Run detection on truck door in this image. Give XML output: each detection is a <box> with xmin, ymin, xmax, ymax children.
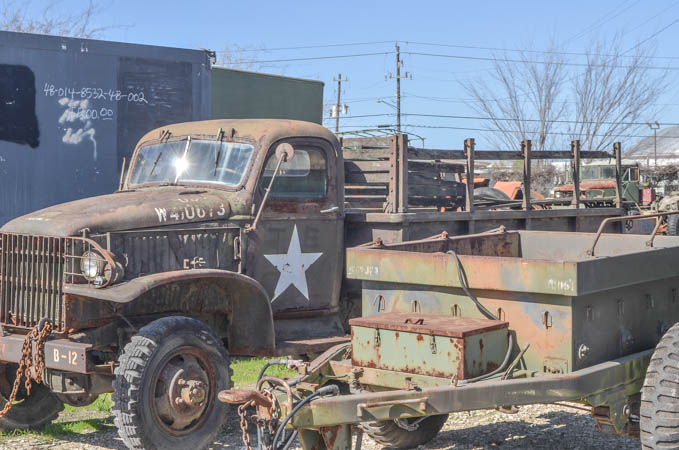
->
<box><xmin>246</xmin><ymin>137</ymin><xmax>344</xmax><ymax>317</ymax></box>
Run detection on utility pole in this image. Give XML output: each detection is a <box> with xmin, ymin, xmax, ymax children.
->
<box><xmin>648</xmin><ymin>121</ymin><xmax>660</xmax><ymax>167</ymax></box>
<box><xmin>332</xmin><ymin>74</ymin><xmax>348</xmax><ymax>133</ymax></box>
<box><xmin>386</xmin><ymin>42</ymin><xmax>411</xmax><ymax>135</ymax></box>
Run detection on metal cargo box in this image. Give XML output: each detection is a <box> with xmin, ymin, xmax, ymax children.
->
<box><xmin>349</xmin><ymin>312</ymin><xmax>509</xmax><ymax>380</ymax></box>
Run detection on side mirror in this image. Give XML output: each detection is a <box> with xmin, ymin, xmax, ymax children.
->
<box><xmin>245</xmin><ymin>143</ymin><xmax>295</xmax><ymax>233</ymax></box>
<box><xmin>275</xmin><ymin>143</ymin><xmax>295</xmax><ymax>162</ymax></box>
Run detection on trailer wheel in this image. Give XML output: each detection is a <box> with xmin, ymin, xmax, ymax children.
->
<box><xmin>0</xmin><ymin>364</ymin><xmax>63</xmax><ymax>430</ymax></box>
<box><xmin>667</xmin><ymin>214</ymin><xmax>679</xmax><ymax>236</ymax></box>
<box><xmin>112</xmin><ymin>316</ymin><xmax>232</xmax><ymax>450</ymax></box>
<box><xmin>361</xmin><ymin>414</ymin><xmax>448</xmax><ymax>449</ymax></box>
<box><xmin>641</xmin><ymin>321</ymin><xmax>679</xmax><ymax>449</ymax></box>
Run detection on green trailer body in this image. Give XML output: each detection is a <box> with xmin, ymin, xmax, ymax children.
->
<box><xmin>219</xmin><ymin>225</ymin><xmax>679</xmax><ymax>450</ymax></box>
<box><xmin>210</xmin><ymin>67</ymin><xmax>324</xmax><ymax>124</ymax></box>
<box><xmin>348</xmin><ymin>230</ymin><xmax>679</xmax><ymax>375</ymax></box>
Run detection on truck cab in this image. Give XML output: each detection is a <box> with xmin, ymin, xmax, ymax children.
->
<box><xmin>553</xmin><ymin>161</ymin><xmax>641</xmax><ymax>204</ymax></box>
<box><xmin>0</xmin><ymin>119</ymin><xmax>346</xmax><ymax>449</ymax></box>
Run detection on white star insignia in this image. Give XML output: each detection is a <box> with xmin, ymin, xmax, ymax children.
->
<box><xmin>264</xmin><ymin>225</ymin><xmax>322</xmax><ymax>302</ymax></box>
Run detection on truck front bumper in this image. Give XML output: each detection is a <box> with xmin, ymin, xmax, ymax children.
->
<box><xmin>0</xmin><ymin>333</ymin><xmax>93</xmax><ymax>374</ymax></box>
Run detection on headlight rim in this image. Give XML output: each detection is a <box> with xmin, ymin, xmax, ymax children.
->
<box><xmin>80</xmin><ymin>250</ymin><xmax>105</xmax><ymax>281</ymax></box>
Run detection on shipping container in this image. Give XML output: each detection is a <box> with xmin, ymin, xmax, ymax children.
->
<box><xmin>0</xmin><ymin>31</ymin><xmax>324</xmax><ymax>226</ymax></box>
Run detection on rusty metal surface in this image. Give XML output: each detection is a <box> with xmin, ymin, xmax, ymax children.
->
<box><xmin>348</xmin><ymin>228</ymin><xmax>679</xmax><ymax>379</ymax></box>
<box><xmin>555</xmin><ymin>180</ymin><xmax>618</xmax><ymax>192</ymax></box>
<box><xmin>349</xmin><ymin>312</ymin><xmax>507</xmax><ymax>338</ymax></box>
<box><xmin>289</xmin><ymin>349</ymin><xmax>651</xmax><ymax>430</ymax></box>
<box><xmin>350</xmin><ymin>315</ymin><xmax>508</xmax><ymax>380</ymax></box>
<box><xmin>0</xmin><ymin>334</ymin><xmax>92</xmax><ymax>373</ymax></box>
<box><xmin>347</xmin><ymin>230</ymin><xmax>679</xmax><ymax>296</ymax></box>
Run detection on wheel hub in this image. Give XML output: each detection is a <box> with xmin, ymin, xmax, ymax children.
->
<box><xmin>154</xmin><ymin>351</ymin><xmax>213</xmax><ymax>433</ymax></box>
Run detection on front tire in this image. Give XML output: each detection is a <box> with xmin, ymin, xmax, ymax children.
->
<box><xmin>361</xmin><ymin>414</ymin><xmax>448</xmax><ymax>449</ymax></box>
<box><xmin>641</xmin><ymin>322</ymin><xmax>679</xmax><ymax>449</ymax></box>
<box><xmin>112</xmin><ymin>316</ymin><xmax>231</xmax><ymax>450</ymax></box>
<box><xmin>0</xmin><ymin>364</ymin><xmax>63</xmax><ymax>430</ymax></box>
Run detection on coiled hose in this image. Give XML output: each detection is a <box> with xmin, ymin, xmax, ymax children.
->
<box><xmin>446</xmin><ymin>250</ymin><xmax>515</xmax><ymax>383</ymax></box>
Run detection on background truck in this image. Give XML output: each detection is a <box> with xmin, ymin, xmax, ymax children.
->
<box><xmin>0</xmin><ymin>119</ymin><xmax>624</xmax><ymax>449</ymax></box>
<box><xmin>553</xmin><ymin>160</ymin><xmax>643</xmax><ymax>206</ymax></box>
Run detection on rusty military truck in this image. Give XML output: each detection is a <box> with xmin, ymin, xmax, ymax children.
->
<box><xmin>0</xmin><ymin>119</ymin><xmax>625</xmax><ymax>449</ymax></box>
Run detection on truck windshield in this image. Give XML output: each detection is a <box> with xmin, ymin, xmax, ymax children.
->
<box><xmin>128</xmin><ymin>139</ymin><xmax>254</xmax><ymax>187</ymax></box>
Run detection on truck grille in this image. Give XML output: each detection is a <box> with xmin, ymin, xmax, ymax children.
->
<box><xmin>0</xmin><ymin>233</ymin><xmax>65</xmax><ymax>331</ymax></box>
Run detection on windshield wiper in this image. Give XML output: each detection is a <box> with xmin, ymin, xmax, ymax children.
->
<box><xmin>214</xmin><ymin>145</ymin><xmax>222</xmax><ymax>176</ymax></box>
<box><xmin>149</xmin><ymin>152</ymin><xmax>163</xmax><ymax>176</ymax></box>
<box><xmin>214</xmin><ymin>128</ymin><xmax>224</xmax><ymax>176</ymax></box>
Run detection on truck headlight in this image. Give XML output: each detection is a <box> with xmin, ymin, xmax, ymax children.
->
<box><xmin>80</xmin><ymin>251</ymin><xmax>104</xmax><ymax>280</ymax></box>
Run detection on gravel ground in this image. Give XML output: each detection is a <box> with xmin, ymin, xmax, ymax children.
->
<box><xmin>0</xmin><ymin>403</ymin><xmax>641</xmax><ymax>450</ymax></box>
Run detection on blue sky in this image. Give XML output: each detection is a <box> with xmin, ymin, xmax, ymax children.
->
<box><xmin>37</xmin><ymin>0</ymin><xmax>679</xmax><ymax>149</ymax></box>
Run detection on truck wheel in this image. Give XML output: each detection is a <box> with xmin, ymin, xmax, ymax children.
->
<box><xmin>641</xmin><ymin>322</ymin><xmax>679</xmax><ymax>449</ymax></box>
<box><xmin>112</xmin><ymin>316</ymin><xmax>232</xmax><ymax>450</ymax></box>
<box><xmin>0</xmin><ymin>364</ymin><xmax>64</xmax><ymax>430</ymax></box>
<box><xmin>361</xmin><ymin>414</ymin><xmax>448</xmax><ymax>449</ymax></box>
<box><xmin>667</xmin><ymin>214</ymin><xmax>679</xmax><ymax>236</ymax></box>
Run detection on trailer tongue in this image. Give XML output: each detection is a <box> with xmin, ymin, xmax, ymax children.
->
<box><xmin>220</xmin><ymin>218</ymin><xmax>679</xmax><ymax>450</ymax></box>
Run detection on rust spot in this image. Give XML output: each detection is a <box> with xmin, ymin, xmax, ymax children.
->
<box><xmin>479</xmin><ymin>338</ymin><xmax>484</xmax><ymax>353</ymax></box>
<box><xmin>416</xmin><ymin>334</ymin><xmax>424</xmax><ymax>342</ymax></box>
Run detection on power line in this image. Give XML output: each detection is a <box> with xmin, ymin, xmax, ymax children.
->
<box><xmin>244</xmin><ymin>52</ymin><xmax>393</xmax><ymax>64</ymax></box>
<box><xmin>565</xmin><ymin>0</ymin><xmax>641</xmax><ymax>43</ymax></box>
<box><xmin>325</xmin><ymin>112</ymin><xmax>679</xmax><ymax>127</ymax></box>
<box><xmin>215</xmin><ymin>41</ymin><xmax>393</xmax><ymax>53</ymax></box>
<box><xmin>402</xmin><ymin>91</ymin><xmax>679</xmax><ymax>107</ymax></box>
<box><xmin>337</xmin><ymin>123</ymin><xmax>679</xmax><ymax>139</ymax></box>
<box><xmin>404</xmin><ymin>51</ymin><xmax>679</xmax><ymax>70</ymax></box>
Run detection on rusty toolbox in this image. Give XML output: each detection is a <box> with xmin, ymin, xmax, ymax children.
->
<box><xmin>349</xmin><ymin>312</ymin><xmax>509</xmax><ymax>380</ymax></box>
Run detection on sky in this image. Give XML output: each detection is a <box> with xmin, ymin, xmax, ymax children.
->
<box><xmin>31</xmin><ymin>0</ymin><xmax>679</xmax><ymax>150</ymax></box>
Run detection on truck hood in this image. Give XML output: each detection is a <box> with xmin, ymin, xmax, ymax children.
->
<box><xmin>555</xmin><ymin>180</ymin><xmax>617</xmax><ymax>192</ymax></box>
<box><xmin>1</xmin><ymin>187</ymin><xmax>234</xmax><ymax>236</ymax></box>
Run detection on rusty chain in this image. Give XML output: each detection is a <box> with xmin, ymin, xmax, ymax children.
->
<box><xmin>238</xmin><ymin>401</ymin><xmax>254</xmax><ymax>450</ymax></box>
<box><xmin>0</xmin><ymin>320</ymin><xmax>52</xmax><ymax>419</ymax></box>
<box><xmin>237</xmin><ymin>389</ymin><xmax>279</xmax><ymax>450</ymax></box>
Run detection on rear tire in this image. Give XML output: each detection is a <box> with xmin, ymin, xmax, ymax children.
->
<box><xmin>112</xmin><ymin>316</ymin><xmax>232</xmax><ymax>450</ymax></box>
<box><xmin>640</xmin><ymin>322</ymin><xmax>679</xmax><ymax>449</ymax></box>
<box><xmin>361</xmin><ymin>414</ymin><xmax>448</xmax><ymax>449</ymax></box>
<box><xmin>667</xmin><ymin>214</ymin><xmax>679</xmax><ymax>236</ymax></box>
<box><xmin>0</xmin><ymin>364</ymin><xmax>63</xmax><ymax>430</ymax></box>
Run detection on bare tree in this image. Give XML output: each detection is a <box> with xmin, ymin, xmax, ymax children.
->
<box><xmin>462</xmin><ymin>38</ymin><xmax>669</xmax><ymax>152</ymax></box>
<box><xmin>216</xmin><ymin>45</ymin><xmax>264</xmax><ymax>71</ymax></box>
<box><xmin>0</xmin><ymin>0</ymin><xmax>111</xmax><ymax>38</ymax></box>
<box><xmin>460</xmin><ymin>45</ymin><xmax>568</xmax><ymax>151</ymax></box>
<box><xmin>568</xmin><ymin>37</ymin><xmax>667</xmax><ymax>151</ymax></box>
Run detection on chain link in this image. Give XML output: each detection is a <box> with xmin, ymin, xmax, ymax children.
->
<box><xmin>0</xmin><ymin>321</ymin><xmax>52</xmax><ymax>419</ymax></box>
<box><xmin>237</xmin><ymin>389</ymin><xmax>280</xmax><ymax>450</ymax></box>
<box><xmin>238</xmin><ymin>401</ymin><xmax>254</xmax><ymax>450</ymax></box>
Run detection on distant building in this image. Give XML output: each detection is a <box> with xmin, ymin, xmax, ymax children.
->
<box><xmin>626</xmin><ymin>125</ymin><xmax>679</xmax><ymax>167</ymax></box>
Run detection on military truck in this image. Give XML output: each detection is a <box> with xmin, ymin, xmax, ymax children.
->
<box><xmin>553</xmin><ymin>160</ymin><xmax>642</xmax><ymax>206</ymax></box>
<box><xmin>0</xmin><ymin>119</ymin><xmax>624</xmax><ymax>449</ymax></box>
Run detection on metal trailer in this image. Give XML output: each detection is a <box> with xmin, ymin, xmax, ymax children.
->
<box><xmin>219</xmin><ymin>214</ymin><xmax>679</xmax><ymax>450</ymax></box>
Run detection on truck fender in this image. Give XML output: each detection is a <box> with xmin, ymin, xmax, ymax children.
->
<box><xmin>63</xmin><ymin>269</ymin><xmax>275</xmax><ymax>355</ymax></box>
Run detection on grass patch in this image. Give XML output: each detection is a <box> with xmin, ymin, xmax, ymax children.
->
<box><xmin>41</xmin><ymin>418</ymin><xmax>114</xmax><ymax>437</ymax></box>
<box><xmin>63</xmin><ymin>393</ymin><xmax>113</xmax><ymax>413</ymax></box>
<box><xmin>0</xmin><ymin>358</ymin><xmax>295</xmax><ymax>441</ymax></box>
<box><xmin>231</xmin><ymin>357</ymin><xmax>297</xmax><ymax>387</ymax></box>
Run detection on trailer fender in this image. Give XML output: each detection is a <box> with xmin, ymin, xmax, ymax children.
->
<box><xmin>63</xmin><ymin>269</ymin><xmax>275</xmax><ymax>355</ymax></box>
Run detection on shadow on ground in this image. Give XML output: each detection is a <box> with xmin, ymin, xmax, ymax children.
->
<box><xmin>423</xmin><ymin>410</ymin><xmax>639</xmax><ymax>450</ymax></box>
